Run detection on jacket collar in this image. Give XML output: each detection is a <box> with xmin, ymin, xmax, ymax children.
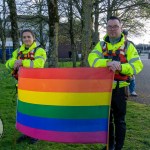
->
<box><xmin>20</xmin><ymin>42</ymin><xmax>37</xmax><ymax>53</ymax></box>
<box><xmin>103</xmin><ymin>33</ymin><xmax>125</xmax><ymax>45</ymax></box>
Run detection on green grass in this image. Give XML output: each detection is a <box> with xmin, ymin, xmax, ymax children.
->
<box><xmin>0</xmin><ymin>63</ymin><xmax>150</xmax><ymax>150</ymax></box>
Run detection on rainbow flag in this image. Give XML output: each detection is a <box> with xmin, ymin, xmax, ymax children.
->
<box><xmin>16</xmin><ymin>68</ymin><xmax>114</xmax><ymax>144</ymax></box>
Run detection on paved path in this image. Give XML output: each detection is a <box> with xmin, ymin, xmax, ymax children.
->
<box><xmin>129</xmin><ymin>54</ymin><xmax>150</xmax><ymax>104</ymax></box>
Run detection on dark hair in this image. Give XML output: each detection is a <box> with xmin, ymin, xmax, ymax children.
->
<box><xmin>122</xmin><ymin>29</ymin><xmax>128</xmax><ymax>35</ymax></box>
<box><xmin>108</xmin><ymin>16</ymin><xmax>121</xmax><ymax>23</ymax></box>
<box><xmin>21</xmin><ymin>29</ymin><xmax>35</xmax><ymax>38</ymax></box>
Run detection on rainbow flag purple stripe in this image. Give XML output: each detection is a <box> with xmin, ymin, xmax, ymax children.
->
<box><xmin>16</xmin><ymin>68</ymin><xmax>114</xmax><ymax>144</ymax></box>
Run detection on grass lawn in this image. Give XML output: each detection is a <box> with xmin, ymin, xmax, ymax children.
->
<box><xmin>0</xmin><ymin>63</ymin><xmax>150</xmax><ymax>150</ymax></box>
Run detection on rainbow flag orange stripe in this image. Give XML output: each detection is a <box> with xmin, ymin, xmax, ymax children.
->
<box><xmin>16</xmin><ymin>68</ymin><xmax>114</xmax><ymax>144</ymax></box>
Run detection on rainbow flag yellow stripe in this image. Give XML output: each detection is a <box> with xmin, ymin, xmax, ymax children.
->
<box><xmin>18</xmin><ymin>90</ymin><xmax>111</xmax><ymax>106</ymax></box>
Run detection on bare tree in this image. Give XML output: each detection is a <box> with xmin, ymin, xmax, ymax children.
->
<box><xmin>68</xmin><ymin>0</ymin><xmax>77</xmax><ymax>67</ymax></box>
<box><xmin>36</xmin><ymin>0</ymin><xmax>47</xmax><ymax>48</ymax></box>
<box><xmin>0</xmin><ymin>0</ymin><xmax>6</xmax><ymax>63</ymax></box>
<box><xmin>7</xmin><ymin>0</ymin><xmax>19</xmax><ymax>50</ymax></box>
<box><xmin>96</xmin><ymin>0</ymin><xmax>150</xmax><ymax>32</ymax></box>
<box><xmin>93</xmin><ymin>0</ymin><xmax>100</xmax><ymax>44</ymax></box>
<box><xmin>80</xmin><ymin>0</ymin><xmax>93</xmax><ymax>67</ymax></box>
<box><xmin>16</xmin><ymin>0</ymin><xmax>49</xmax><ymax>48</ymax></box>
<box><xmin>58</xmin><ymin>0</ymin><xmax>82</xmax><ymax>66</ymax></box>
<box><xmin>47</xmin><ymin>0</ymin><xmax>59</xmax><ymax>67</ymax></box>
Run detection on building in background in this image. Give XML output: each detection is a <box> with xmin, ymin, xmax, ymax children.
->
<box><xmin>0</xmin><ymin>15</ymin><xmax>82</xmax><ymax>60</ymax></box>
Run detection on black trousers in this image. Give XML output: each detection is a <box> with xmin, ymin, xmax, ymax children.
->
<box><xmin>109</xmin><ymin>87</ymin><xmax>127</xmax><ymax>150</ymax></box>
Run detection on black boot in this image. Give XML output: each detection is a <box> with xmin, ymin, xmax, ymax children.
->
<box><xmin>17</xmin><ymin>135</ymin><xmax>29</xmax><ymax>143</ymax></box>
<box><xmin>28</xmin><ymin>137</ymin><xmax>38</xmax><ymax>144</ymax></box>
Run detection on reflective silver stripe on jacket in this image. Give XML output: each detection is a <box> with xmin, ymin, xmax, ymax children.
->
<box><xmin>100</xmin><ymin>41</ymin><xmax>105</xmax><ymax>49</ymax></box>
<box><xmin>91</xmin><ymin>50</ymin><xmax>104</xmax><ymax>58</ymax></box>
<box><xmin>128</xmin><ymin>57</ymin><xmax>140</xmax><ymax>74</ymax></box>
<box><xmin>129</xmin><ymin>63</ymin><xmax>136</xmax><ymax>74</ymax></box>
<box><xmin>92</xmin><ymin>58</ymin><xmax>101</xmax><ymax>67</ymax></box>
<box><xmin>30</xmin><ymin>49</ymin><xmax>35</xmax><ymax>53</ymax></box>
<box><xmin>114</xmin><ymin>81</ymin><xmax>126</xmax><ymax>83</ymax></box>
<box><xmin>125</xmin><ymin>41</ymin><xmax>130</xmax><ymax>53</ymax></box>
<box><xmin>34</xmin><ymin>56</ymin><xmax>46</xmax><ymax>61</ymax></box>
<box><xmin>120</xmin><ymin>45</ymin><xmax>125</xmax><ymax>49</ymax></box>
<box><xmin>17</xmin><ymin>48</ymin><xmax>20</xmax><ymax>53</ymax></box>
<box><xmin>30</xmin><ymin>61</ymin><xmax>34</xmax><ymax>68</ymax></box>
<box><xmin>128</xmin><ymin>57</ymin><xmax>140</xmax><ymax>64</ymax></box>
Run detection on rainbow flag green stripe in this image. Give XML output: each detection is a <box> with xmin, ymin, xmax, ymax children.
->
<box><xmin>17</xmin><ymin>100</ymin><xmax>109</xmax><ymax>119</ymax></box>
<box><xmin>16</xmin><ymin>68</ymin><xmax>114</xmax><ymax>144</ymax></box>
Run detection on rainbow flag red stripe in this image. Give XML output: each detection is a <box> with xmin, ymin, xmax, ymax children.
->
<box><xmin>16</xmin><ymin>68</ymin><xmax>114</xmax><ymax>144</ymax></box>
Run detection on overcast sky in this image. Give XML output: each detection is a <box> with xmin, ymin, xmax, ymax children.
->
<box><xmin>130</xmin><ymin>20</ymin><xmax>150</xmax><ymax>44</ymax></box>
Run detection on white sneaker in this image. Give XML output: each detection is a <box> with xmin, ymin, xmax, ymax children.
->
<box><xmin>131</xmin><ymin>91</ymin><xmax>137</xmax><ymax>96</ymax></box>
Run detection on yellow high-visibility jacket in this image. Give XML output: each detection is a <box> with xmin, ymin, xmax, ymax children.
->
<box><xmin>88</xmin><ymin>34</ymin><xmax>143</xmax><ymax>89</ymax></box>
<box><xmin>6</xmin><ymin>42</ymin><xmax>47</xmax><ymax>70</ymax></box>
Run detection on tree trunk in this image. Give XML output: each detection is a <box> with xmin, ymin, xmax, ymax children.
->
<box><xmin>0</xmin><ymin>19</ymin><xmax>6</xmax><ymax>63</ymax></box>
<box><xmin>107</xmin><ymin>0</ymin><xmax>112</xmax><ymax>21</ymax></box>
<box><xmin>39</xmin><ymin>21</ymin><xmax>46</xmax><ymax>48</ymax></box>
<box><xmin>39</xmin><ymin>0</ymin><xmax>46</xmax><ymax>48</ymax></box>
<box><xmin>69</xmin><ymin>0</ymin><xmax>76</xmax><ymax>67</ymax></box>
<box><xmin>47</xmin><ymin>0</ymin><xmax>59</xmax><ymax>68</ymax></box>
<box><xmin>7</xmin><ymin>0</ymin><xmax>20</xmax><ymax>50</ymax></box>
<box><xmin>93</xmin><ymin>0</ymin><xmax>99</xmax><ymax>45</ymax></box>
<box><xmin>0</xmin><ymin>0</ymin><xmax>6</xmax><ymax>63</ymax></box>
<box><xmin>81</xmin><ymin>0</ymin><xmax>93</xmax><ymax>67</ymax></box>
